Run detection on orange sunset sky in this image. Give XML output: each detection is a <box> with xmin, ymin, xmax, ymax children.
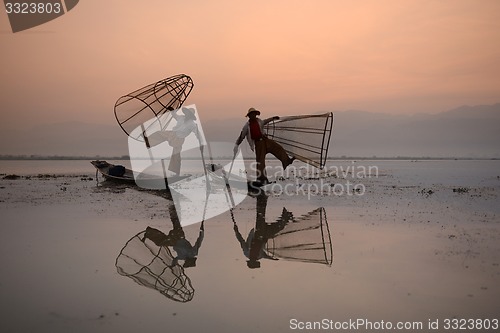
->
<box><xmin>1</xmin><ymin>0</ymin><xmax>500</xmax><ymax>131</ymax></box>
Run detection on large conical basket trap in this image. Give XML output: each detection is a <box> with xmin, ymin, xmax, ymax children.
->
<box><xmin>114</xmin><ymin>74</ymin><xmax>194</xmax><ymax>141</ymax></box>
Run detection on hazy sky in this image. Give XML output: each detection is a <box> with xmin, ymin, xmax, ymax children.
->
<box><xmin>1</xmin><ymin>0</ymin><xmax>500</xmax><ymax>131</ymax></box>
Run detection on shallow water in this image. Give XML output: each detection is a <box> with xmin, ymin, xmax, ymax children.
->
<box><xmin>1</xmin><ymin>158</ymin><xmax>499</xmax><ymax>185</ymax></box>
<box><xmin>1</xmin><ymin>160</ymin><xmax>499</xmax><ymax>333</ymax></box>
<box><xmin>0</xmin><ymin>159</ymin><xmax>131</xmax><ymax>176</ymax></box>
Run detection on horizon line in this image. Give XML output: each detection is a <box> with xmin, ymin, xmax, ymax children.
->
<box><xmin>0</xmin><ymin>155</ymin><xmax>498</xmax><ymax>161</ymax></box>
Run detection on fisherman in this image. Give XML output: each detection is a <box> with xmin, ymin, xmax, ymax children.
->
<box><xmin>234</xmin><ymin>107</ymin><xmax>294</xmax><ymax>184</ymax></box>
<box><xmin>144</xmin><ymin>106</ymin><xmax>202</xmax><ymax>176</ymax></box>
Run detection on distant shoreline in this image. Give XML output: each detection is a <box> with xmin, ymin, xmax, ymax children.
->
<box><xmin>0</xmin><ymin>155</ymin><xmax>498</xmax><ymax>161</ymax></box>
<box><xmin>0</xmin><ymin>155</ymin><xmax>130</xmax><ymax>161</ymax></box>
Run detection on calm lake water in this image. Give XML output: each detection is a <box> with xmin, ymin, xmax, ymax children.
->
<box><xmin>1</xmin><ymin>158</ymin><xmax>499</xmax><ymax>182</ymax></box>
<box><xmin>0</xmin><ymin>159</ymin><xmax>131</xmax><ymax>176</ymax></box>
<box><xmin>1</xmin><ymin>159</ymin><xmax>499</xmax><ymax>333</ymax></box>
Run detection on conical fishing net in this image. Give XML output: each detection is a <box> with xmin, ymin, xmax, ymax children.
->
<box><xmin>264</xmin><ymin>112</ymin><xmax>333</xmax><ymax>169</ymax></box>
<box><xmin>114</xmin><ymin>74</ymin><xmax>194</xmax><ymax>141</ymax></box>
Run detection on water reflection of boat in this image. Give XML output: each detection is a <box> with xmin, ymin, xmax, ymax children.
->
<box><xmin>232</xmin><ymin>193</ymin><xmax>333</xmax><ymax>269</ymax></box>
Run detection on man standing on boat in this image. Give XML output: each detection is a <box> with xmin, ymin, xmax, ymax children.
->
<box><xmin>144</xmin><ymin>106</ymin><xmax>202</xmax><ymax>176</ymax></box>
<box><xmin>234</xmin><ymin>107</ymin><xmax>294</xmax><ymax>184</ymax></box>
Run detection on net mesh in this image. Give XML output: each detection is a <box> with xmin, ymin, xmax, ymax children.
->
<box><xmin>266</xmin><ymin>207</ymin><xmax>333</xmax><ymax>265</ymax></box>
<box><xmin>114</xmin><ymin>74</ymin><xmax>194</xmax><ymax>141</ymax></box>
<box><xmin>115</xmin><ymin>231</ymin><xmax>194</xmax><ymax>303</ymax></box>
<box><xmin>264</xmin><ymin>112</ymin><xmax>333</xmax><ymax>169</ymax></box>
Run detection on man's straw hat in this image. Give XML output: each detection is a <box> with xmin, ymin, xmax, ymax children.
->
<box><xmin>246</xmin><ymin>107</ymin><xmax>261</xmax><ymax>117</ymax></box>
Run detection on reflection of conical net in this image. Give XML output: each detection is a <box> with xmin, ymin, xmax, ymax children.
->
<box><xmin>114</xmin><ymin>74</ymin><xmax>194</xmax><ymax>140</ymax></box>
<box><xmin>115</xmin><ymin>231</ymin><xmax>194</xmax><ymax>303</ymax></box>
<box><xmin>266</xmin><ymin>207</ymin><xmax>333</xmax><ymax>265</ymax></box>
<box><xmin>264</xmin><ymin>113</ymin><xmax>333</xmax><ymax>169</ymax></box>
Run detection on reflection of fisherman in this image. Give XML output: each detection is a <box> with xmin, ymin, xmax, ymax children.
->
<box><xmin>144</xmin><ymin>107</ymin><xmax>202</xmax><ymax>175</ymax></box>
<box><xmin>233</xmin><ymin>193</ymin><xmax>293</xmax><ymax>269</ymax></box>
<box><xmin>234</xmin><ymin>107</ymin><xmax>295</xmax><ymax>184</ymax></box>
<box><xmin>142</xmin><ymin>203</ymin><xmax>204</xmax><ymax>268</ymax></box>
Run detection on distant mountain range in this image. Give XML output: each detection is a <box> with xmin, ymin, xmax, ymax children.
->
<box><xmin>204</xmin><ymin>103</ymin><xmax>500</xmax><ymax>158</ymax></box>
<box><xmin>328</xmin><ymin>103</ymin><xmax>500</xmax><ymax>158</ymax></box>
<box><xmin>0</xmin><ymin>122</ymin><xmax>129</xmax><ymax>157</ymax></box>
<box><xmin>1</xmin><ymin>103</ymin><xmax>499</xmax><ymax>158</ymax></box>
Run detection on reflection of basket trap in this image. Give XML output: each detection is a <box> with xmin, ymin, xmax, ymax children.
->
<box><xmin>266</xmin><ymin>207</ymin><xmax>333</xmax><ymax>265</ymax></box>
<box><xmin>114</xmin><ymin>74</ymin><xmax>194</xmax><ymax>140</ymax></box>
<box><xmin>115</xmin><ymin>231</ymin><xmax>194</xmax><ymax>303</ymax></box>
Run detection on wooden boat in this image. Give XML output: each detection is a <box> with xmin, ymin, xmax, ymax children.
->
<box><xmin>90</xmin><ymin>160</ymin><xmax>190</xmax><ymax>188</ymax></box>
<box><xmin>91</xmin><ymin>160</ymin><xmax>135</xmax><ymax>183</ymax></box>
